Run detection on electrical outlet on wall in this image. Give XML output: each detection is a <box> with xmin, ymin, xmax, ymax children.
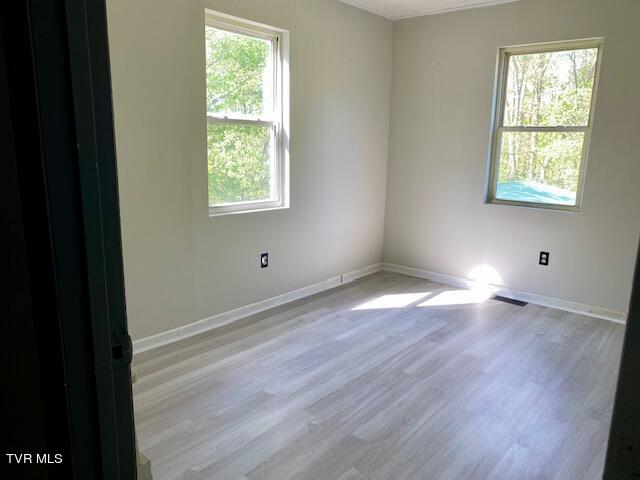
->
<box><xmin>539</xmin><ymin>251</ymin><xmax>550</xmax><ymax>266</ymax></box>
<box><xmin>260</xmin><ymin>252</ymin><xmax>269</xmax><ymax>268</ymax></box>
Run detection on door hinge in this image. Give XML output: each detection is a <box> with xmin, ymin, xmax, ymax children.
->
<box><xmin>111</xmin><ymin>333</ymin><xmax>132</xmax><ymax>367</ymax></box>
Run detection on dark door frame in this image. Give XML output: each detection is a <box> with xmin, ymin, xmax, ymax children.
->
<box><xmin>2</xmin><ymin>0</ymin><xmax>136</xmax><ymax>478</ymax></box>
<box><xmin>605</xmin><ymin>242</ymin><xmax>640</xmax><ymax>478</ymax></box>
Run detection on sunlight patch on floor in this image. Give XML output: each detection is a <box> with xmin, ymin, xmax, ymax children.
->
<box><xmin>352</xmin><ymin>292</ymin><xmax>431</xmax><ymax>310</ymax></box>
<box><xmin>418</xmin><ymin>289</ymin><xmax>491</xmax><ymax>306</ymax></box>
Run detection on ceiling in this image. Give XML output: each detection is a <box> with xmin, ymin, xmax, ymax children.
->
<box><xmin>338</xmin><ymin>0</ymin><xmax>521</xmax><ymax>20</ymax></box>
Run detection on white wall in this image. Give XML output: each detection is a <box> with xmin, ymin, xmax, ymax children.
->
<box><xmin>106</xmin><ymin>0</ymin><xmax>393</xmax><ymax>340</ymax></box>
<box><xmin>384</xmin><ymin>0</ymin><xmax>640</xmax><ymax>314</ymax></box>
<box><xmin>109</xmin><ymin>0</ymin><xmax>639</xmax><ymax>342</ymax></box>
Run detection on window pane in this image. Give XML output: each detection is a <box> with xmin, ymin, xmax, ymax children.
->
<box><xmin>496</xmin><ymin>131</ymin><xmax>585</xmax><ymax>206</ymax></box>
<box><xmin>205</xmin><ymin>26</ymin><xmax>273</xmax><ymax>117</ymax></box>
<box><xmin>208</xmin><ymin>123</ymin><xmax>274</xmax><ymax>206</ymax></box>
<box><xmin>503</xmin><ymin>48</ymin><xmax>597</xmax><ymax>127</ymax></box>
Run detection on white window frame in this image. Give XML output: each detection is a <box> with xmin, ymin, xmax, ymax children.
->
<box><xmin>205</xmin><ymin>10</ymin><xmax>289</xmax><ymax>217</ymax></box>
<box><xmin>486</xmin><ymin>38</ymin><xmax>604</xmax><ymax>212</ymax></box>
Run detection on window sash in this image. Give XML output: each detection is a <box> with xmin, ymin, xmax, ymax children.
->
<box><xmin>207</xmin><ymin>120</ymin><xmax>281</xmax><ymax>212</ymax></box>
<box><xmin>205</xmin><ymin>18</ymin><xmax>280</xmax><ymax>122</ymax></box>
<box><xmin>487</xmin><ymin>39</ymin><xmax>603</xmax><ymax>212</ymax></box>
<box><xmin>499</xmin><ymin>49</ymin><xmax>599</xmax><ymax>130</ymax></box>
<box><xmin>489</xmin><ymin>129</ymin><xmax>589</xmax><ymax>209</ymax></box>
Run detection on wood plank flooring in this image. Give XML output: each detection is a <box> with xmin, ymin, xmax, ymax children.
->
<box><xmin>132</xmin><ymin>272</ymin><xmax>625</xmax><ymax>480</ymax></box>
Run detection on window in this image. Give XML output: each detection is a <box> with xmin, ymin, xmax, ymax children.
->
<box><xmin>205</xmin><ymin>11</ymin><xmax>288</xmax><ymax>216</ymax></box>
<box><xmin>487</xmin><ymin>39</ymin><xmax>602</xmax><ymax>211</ymax></box>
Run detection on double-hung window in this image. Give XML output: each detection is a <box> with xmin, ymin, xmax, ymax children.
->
<box><xmin>487</xmin><ymin>39</ymin><xmax>603</xmax><ymax>211</ymax></box>
<box><xmin>205</xmin><ymin>11</ymin><xmax>288</xmax><ymax>216</ymax></box>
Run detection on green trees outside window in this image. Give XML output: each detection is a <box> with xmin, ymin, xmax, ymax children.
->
<box><xmin>205</xmin><ymin>25</ymin><xmax>275</xmax><ymax>206</ymax></box>
<box><xmin>493</xmin><ymin>46</ymin><xmax>599</xmax><ymax>207</ymax></box>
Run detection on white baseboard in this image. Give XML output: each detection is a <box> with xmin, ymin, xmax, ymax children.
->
<box><xmin>382</xmin><ymin>262</ymin><xmax>627</xmax><ymax>324</ymax></box>
<box><xmin>133</xmin><ymin>263</ymin><xmax>382</xmax><ymax>354</ymax></box>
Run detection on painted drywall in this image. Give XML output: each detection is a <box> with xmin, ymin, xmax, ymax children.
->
<box><xmin>384</xmin><ymin>0</ymin><xmax>640</xmax><ymax>314</ymax></box>
<box><xmin>106</xmin><ymin>0</ymin><xmax>393</xmax><ymax>340</ymax></box>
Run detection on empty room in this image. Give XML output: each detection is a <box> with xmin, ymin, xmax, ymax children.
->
<box><xmin>3</xmin><ymin>0</ymin><xmax>640</xmax><ymax>479</ymax></box>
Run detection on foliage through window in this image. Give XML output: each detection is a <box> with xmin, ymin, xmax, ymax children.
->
<box><xmin>488</xmin><ymin>40</ymin><xmax>602</xmax><ymax>210</ymax></box>
<box><xmin>205</xmin><ymin>13</ymin><xmax>287</xmax><ymax>215</ymax></box>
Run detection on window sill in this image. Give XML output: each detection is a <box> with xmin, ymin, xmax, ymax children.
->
<box><xmin>208</xmin><ymin>203</ymin><xmax>289</xmax><ymax>217</ymax></box>
<box><xmin>486</xmin><ymin>198</ymin><xmax>581</xmax><ymax>213</ymax></box>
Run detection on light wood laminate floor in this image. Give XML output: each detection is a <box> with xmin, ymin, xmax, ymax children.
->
<box><xmin>133</xmin><ymin>272</ymin><xmax>625</xmax><ymax>480</ymax></box>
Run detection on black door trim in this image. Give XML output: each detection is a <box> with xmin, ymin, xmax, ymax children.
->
<box><xmin>1</xmin><ymin>0</ymin><xmax>136</xmax><ymax>478</ymax></box>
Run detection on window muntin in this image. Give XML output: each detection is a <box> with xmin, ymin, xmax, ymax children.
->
<box><xmin>488</xmin><ymin>40</ymin><xmax>602</xmax><ymax>210</ymax></box>
<box><xmin>205</xmin><ymin>13</ymin><xmax>286</xmax><ymax>215</ymax></box>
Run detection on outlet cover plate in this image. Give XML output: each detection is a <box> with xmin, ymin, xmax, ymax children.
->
<box><xmin>539</xmin><ymin>251</ymin><xmax>550</xmax><ymax>266</ymax></box>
